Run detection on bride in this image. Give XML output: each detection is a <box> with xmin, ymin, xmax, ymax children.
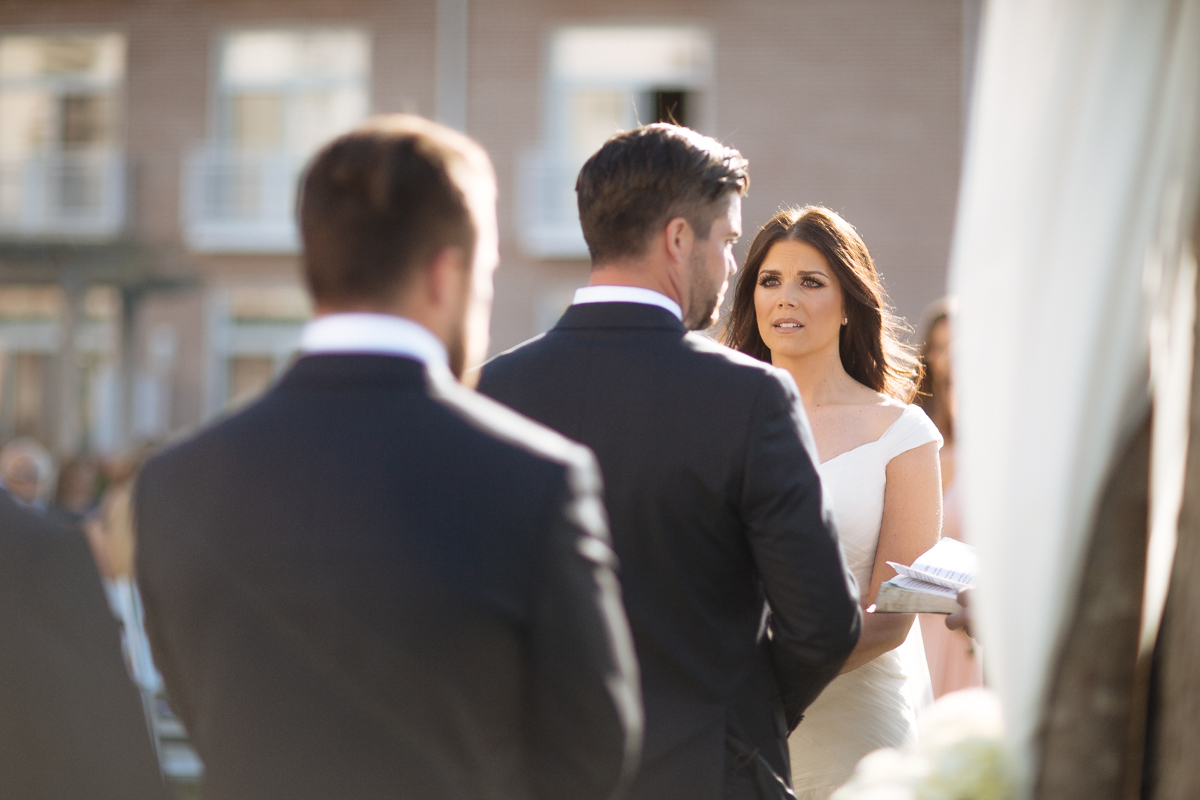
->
<box><xmin>723</xmin><ymin>206</ymin><xmax>942</xmax><ymax>798</ymax></box>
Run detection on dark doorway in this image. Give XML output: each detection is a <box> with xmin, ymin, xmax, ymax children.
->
<box><xmin>653</xmin><ymin>90</ymin><xmax>688</xmax><ymax>127</ymax></box>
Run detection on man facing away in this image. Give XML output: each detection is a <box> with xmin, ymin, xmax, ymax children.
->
<box><xmin>478</xmin><ymin>124</ymin><xmax>861</xmax><ymax>800</ymax></box>
<box><xmin>135</xmin><ymin>116</ymin><xmax>642</xmax><ymax>800</ymax></box>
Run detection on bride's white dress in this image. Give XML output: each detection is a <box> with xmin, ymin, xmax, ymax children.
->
<box><xmin>788</xmin><ymin>404</ymin><xmax>941</xmax><ymax>799</ymax></box>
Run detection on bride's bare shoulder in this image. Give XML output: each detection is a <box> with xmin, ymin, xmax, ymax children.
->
<box><xmin>846</xmin><ymin>386</ymin><xmax>905</xmax><ymax>432</ymax></box>
<box><xmin>807</xmin><ymin>386</ymin><xmax>911</xmax><ymax>463</ymax></box>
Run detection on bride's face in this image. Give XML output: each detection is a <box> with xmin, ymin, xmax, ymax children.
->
<box><xmin>753</xmin><ymin>239</ymin><xmax>845</xmax><ymax>363</ymax></box>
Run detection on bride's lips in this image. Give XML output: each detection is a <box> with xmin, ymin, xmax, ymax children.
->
<box><xmin>772</xmin><ymin>317</ymin><xmax>804</xmax><ymax>332</ymax></box>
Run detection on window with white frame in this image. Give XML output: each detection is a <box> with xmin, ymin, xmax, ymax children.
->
<box><xmin>519</xmin><ymin>26</ymin><xmax>713</xmax><ymax>259</ymax></box>
<box><xmin>0</xmin><ymin>285</ymin><xmax>121</xmax><ymax>453</ymax></box>
<box><xmin>0</xmin><ymin>33</ymin><xmax>126</xmax><ymax>238</ymax></box>
<box><xmin>183</xmin><ymin>29</ymin><xmax>369</xmax><ymax>253</ymax></box>
<box><xmin>204</xmin><ymin>282</ymin><xmax>312</xmax><ymax>417</ymax></box>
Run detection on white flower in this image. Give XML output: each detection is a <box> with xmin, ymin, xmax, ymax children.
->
<box><xmin>827</xmin><ymin>689</ymin><xmax>1016</xmax><ymax>800</ymax></box>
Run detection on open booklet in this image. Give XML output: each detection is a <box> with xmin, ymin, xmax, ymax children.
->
<box><xmin>868</xmin><ymin>537</ymin><xmax>978</xmax><ymax>615</ymax></box>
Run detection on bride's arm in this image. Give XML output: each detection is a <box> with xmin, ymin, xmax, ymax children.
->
<box><xmin>838</xmin><ymin>441</ymin><xmax>943</xmax><ymax>674</ymax></box>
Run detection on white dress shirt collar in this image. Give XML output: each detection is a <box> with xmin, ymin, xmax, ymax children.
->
<box><xmin>299</xmin><ymin>313</ymin><xmax>449</xmax><ymax>372</ymax></box>
<box><xmin>572</xmin><ymin>285</ymin><xmax>683</xmax><ymax>321</ymax></box>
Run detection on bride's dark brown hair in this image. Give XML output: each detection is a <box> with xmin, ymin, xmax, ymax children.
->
<box><xmin>723</xmin><ymin>206</ymin><xmax>922</xmax><ymax>402</ymax></box>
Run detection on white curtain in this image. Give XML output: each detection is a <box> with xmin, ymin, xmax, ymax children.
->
<box><xmin>948</xmin><ymin>0</ymin><xmax>1200</xmax><ymax>793</ymax></box>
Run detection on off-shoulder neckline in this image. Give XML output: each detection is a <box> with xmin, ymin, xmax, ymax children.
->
<box><xmin>818</xmin><ymin>404</ymin><xmax>917</xmax><ymax>466</ymax></box>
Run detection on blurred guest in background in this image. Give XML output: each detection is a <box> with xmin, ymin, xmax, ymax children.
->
<box><xmin>0</xmin><ymin>436</ymin><xmax>56</xmax><ymax>512</ymax></box>
<box><xmin>85</xmin><ymin>446</ymin><xmax>164</xmax><ymax>690</ymax></box>
<box><xmin>913</xmin><ymin>299</ymin><xmax>984</xmax><ymax>697</ymax></box>
<box><xmin>84</xmin><ymin>446</ymin><xmax>151</xmax><ymax>584</ymax></box>
<box><xmin>82</xmin><ymin>443</ymin><xmax>200</xmax><ymax>792</ymax></box>
<box><xmin>52</xmin><ymin>457</ymin><xmax>101</xmax><ymax>526</ymax></box>
<box><xmin>0</xmin><ymin>478</ymin><xmax>169</xmax><ymax>800</ymax></box>
<box><xmin>914</xmin><ymin>300</ymin><xmax>955</xmax><ymax>489</ymax></box>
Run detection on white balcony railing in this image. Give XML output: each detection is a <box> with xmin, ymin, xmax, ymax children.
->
<box><xmin>516</xmin><ymin>149</ymin><xmax>590</xmax><ymax>259</ymax></box>
<box><xmin>182</xmin><ymin>149</ymin><xmax>304</xmax><ymax>253</ymax></box>
<box><xmin>0</xmin><ymin>151</ymin><xmax>127</xmax><ymax>240</ymax></box>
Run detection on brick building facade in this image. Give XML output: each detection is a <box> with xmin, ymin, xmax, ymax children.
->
<box><xmin>0</xmin><ymin>0</ymin><xmax>976</xmax><ymax>458</ymax></box>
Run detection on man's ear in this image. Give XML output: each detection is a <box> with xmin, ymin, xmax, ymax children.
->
<box><xmin>663</xmin><ymin>217</ymin><xmax>694</xmax><ymax>266</ymax></box>
<box><xmin>425</xmin><ymin>246</ymin><xmax>468</xmax><ymax>309</ymax></box>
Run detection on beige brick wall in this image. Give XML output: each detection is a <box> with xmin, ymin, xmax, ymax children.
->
<box><xmin>472</xmin><ymin>0</ymin><xmax>964</xmax><ymax>351</ymax></box>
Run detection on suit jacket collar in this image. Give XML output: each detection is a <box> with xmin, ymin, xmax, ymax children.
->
<box><xmin>277</xmin><ymin>353</ymin><xmax>433</xmax><ymax>392</ymax></box>
<box><xmin>554</xmin><ymin>302</ymin><xmax>688</xmax><ymax>332</ymax></box>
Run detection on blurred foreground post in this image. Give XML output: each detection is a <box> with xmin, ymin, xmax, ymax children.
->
<box><xmin>1034</xmin><ymin>415</ymin><xmax>1149</xmax><ymax>799</ymax></box>
<box><xmin>949</xmin><ymin>0</ymin><xmax>1200</xmax><ymax>796</ymax></box>
<box><xmin>1145</xmin><ymin>217</ymin><xmax>1200</xmax><ymax>800</ymax></box>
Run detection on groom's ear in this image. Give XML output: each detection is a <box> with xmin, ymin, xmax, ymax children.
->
<box><xmin>663</xmin><ymin>216</ymin><xmax>695</xmax><ymax>266</ymax></box>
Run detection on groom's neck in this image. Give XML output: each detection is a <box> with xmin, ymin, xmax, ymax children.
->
<box><xmin>589</xmin><ymin>259</ymin><xmax>685</xmax><ymax>309</ymax></box>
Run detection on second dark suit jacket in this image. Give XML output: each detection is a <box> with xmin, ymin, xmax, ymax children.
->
<box><xmin>0</xmin><ymin>490</ymin><xmax>169</xmax><ymax>800</ymax></box>
<box><xmin>135</xmin><ymin>354</ymin><xmax>641</xmax><ymax>800</ymax></box>
<box><xmin>479</xmin><ymin>302</ymin><xmax>861</xmax><ymax>800</ymax></box>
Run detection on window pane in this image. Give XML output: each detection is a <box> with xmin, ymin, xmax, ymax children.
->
<box><xmin>228</xmin><ymin>356</ymin><xmax>276</xmax><ymax>405</ymax></box>
<box><xmin>221</xmin><ymin>30</ymin><xmax>368</xmax><ymax>85</ymax></box>
<box><xmin>228</xmin><ymin>284</ymin><xmax>311</xmax><ymax>321</ymax></box>
<box><xmin>552</xmin><ymin>27</ymin><xmax>712</xmax><ymax>86</ymax></box>
<box><xmin>569</xmin><ymin>90</ymin><xmax>629</xmax><ymax>160</ymax></box>
<box><xmin>652</xmin><ymin>89</ymin><xmax>688</xmax><ymax>127</ymax></box>
<box><xmin>216</xmin><ymin>30</ymin><xmax>369</xmax><ymax>154</ymax></box>
<box><xmin>60</xmin><ymin>94</ymin><xmax>116</xmax><ymax>147</ymax></box>
<box><xmin>230</xmin><ymin>93</ymin><xmax>284</xmax><ymax>149</ymax></box>
<box><xmin>0</xmin><ymin>34</ymin><xmax>124</xmax><ymax>81</ymax></box>
<box><xmin>222</xmin><ymin>32</ymin><xmax>299</xmax><ymax>85</ymax></box>
<box><xmin>296</xmin><ymin>31</ymin><xmax>368</xmax><ymax>80</ymax></box>
<box><xmin>0</xmin><ymin>91</ymin><xmax>50</xmax><ymax>155</ymax></box>
<box><xmin>292</xmin><ymin>88</ymin><xmax>367</xmax><ymax>154</ymax></box>
<box><xmin>13</xmin><ymin>353</ymin><xmax>53</xmax><ymax>443</ymax></box>
<box><xmin>0</xmin><ymin>38</ymin><xmax>42</xmax><ymax>80</ymax></box>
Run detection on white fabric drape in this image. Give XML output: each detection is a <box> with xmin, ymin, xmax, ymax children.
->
<box><xmin>947</xmin><ymin>0</ymin><xmax>1200</xmax><ymax>793</ymax></box>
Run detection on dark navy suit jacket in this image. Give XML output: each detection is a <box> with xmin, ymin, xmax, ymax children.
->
<box><xmin>0</xmin><ymin>490</ymin><xmax>168</xmax><ymax>800</ymax></box>
<box><xmin>479</xmin><ymin>303</ymin><xmax>861</xmax><ymax>800</ymax></box>
<box><xmin>136</xmin><ymin>355</ymin><xmax>642</xmax><ymax>800</ymax></box>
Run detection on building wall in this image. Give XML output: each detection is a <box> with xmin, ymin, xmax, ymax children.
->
<box><xmin>476</xmin><ymin>0</ymin><xmax>964</xmax><ymax>352</ymax></box>
<box><xmin>0</xmin><ymin>0</ymin><xmax>966</xmax><ymax>450</ymax></box>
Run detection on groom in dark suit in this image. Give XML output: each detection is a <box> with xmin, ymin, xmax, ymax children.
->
<box><xmin>479</xmin><ymin>124</ymin><xmax>861</xmax><ymax>800</ymax></box>
<box><xmin>135</xmin><ymin>116</ymin><xmax>642</xmax><ymax>800</ymax></box>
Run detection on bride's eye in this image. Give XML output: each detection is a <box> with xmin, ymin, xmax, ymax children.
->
<box><xmin>802</xmin><ymin>277</ymin><xmax>825</xmax><ymax>288</ymax></box>
<box><xmin>757</xmin><ymin>275</ymin><xmax>780</xmax><ymax>287</ymax></box>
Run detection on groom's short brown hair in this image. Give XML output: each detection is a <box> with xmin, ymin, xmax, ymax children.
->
<box><xmin>299</xmin><ymin>114</ymin><xmax>494</xmax><ymax>306</ymax></box>
<box><xmin>575</xmin><ymin>124</ymin><xmax>749</xmax><ymax>266</ymax></box>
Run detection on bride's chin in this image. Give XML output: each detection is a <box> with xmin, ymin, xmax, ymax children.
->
<box><xmin>766</xmin><ymin>341</ymin><xmax>812</xmax><ymax>362</ymax></box>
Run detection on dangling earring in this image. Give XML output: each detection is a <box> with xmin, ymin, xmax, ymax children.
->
<box><xmin>842</xmin><ymin>317</ymin><xmax>848</xmax><ymax>325</ymax></box>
